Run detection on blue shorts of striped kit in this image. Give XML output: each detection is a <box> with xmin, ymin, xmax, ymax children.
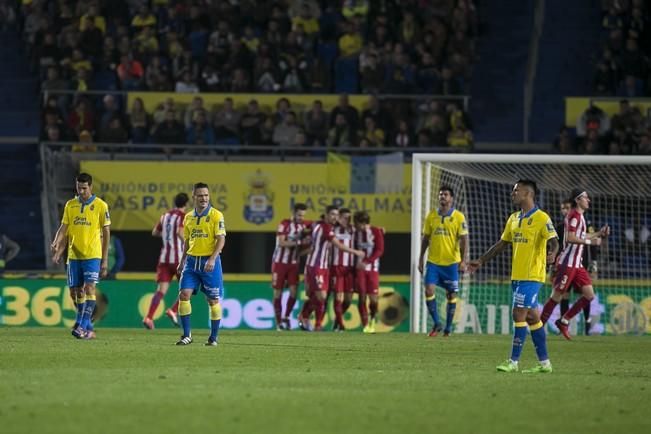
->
<box><xmin>179</xmin><ymin>255</ymin><xmax>224</xmax><ymax>300</ymax></box>
<box><xmin>67</xmin><ymin>259</ymin><xmax>101</xmax><ymax>288</ymax></box>
<box><xmin>424</xmin><ymin>262</ymin><xmax>459</xmax><ymax>292</ymax></box>
<box><xmin>511</xmin><ymin>280</ymin><xmax>543</xmax><ymax>309</ymax></box>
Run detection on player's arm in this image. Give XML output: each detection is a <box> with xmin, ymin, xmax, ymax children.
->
<box><xmin>468</xmin><ymin>239</ymin><xmax>509</xmax><ymax>272</ymax></box>
<box><xmin>362</xmin><ymin>227</ymin><xmax>384</xmax><ymax>264</ymax></box>
<box><xmin>331</xmin><ymin>237</ymin><xmax>365</xmax><ymax>258</ymax></box>
<box><xmin>100</xmin><ymin>225</ymin><xmax>110</xmax><ymax>278</ymax></box>
<box><xmin>546</xmin><ymin>236</ymin><xmax>559</xmax><ymax>264</ymax></box>
<box><xmin>459</xmin><ymin>234</ymin><xmax>469</xmax><ymax>271</ymax></box>
<box><xmin>204</xmin><ymin>235</ymin><xmax>225</xmax><ymax>272</ymax></box>
<box><xmin>51</xmin><ymin>223</ymin><xmax>68</xmax><ymax>264</ymax></box>
<box><xmin>152</xmin><ymin>219</ymin><xmax>162</xmax><ymax>237</ymax></box>
<box><xmin>418</xmin><ymin>234</ymin><xmax>429</xmax><ymax>274</ymax></box>
<box><xmin>277</xmin><ymin>233</ymin><xmax>300</xmax><ymax>248</ymax></box>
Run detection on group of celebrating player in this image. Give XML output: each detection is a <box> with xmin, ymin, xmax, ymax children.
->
<box><xmin>52</xmin><ymin>171</ymin><xmax>608</xmax><ymax>367</ymax></box>
<box><xmin>271</xmin><ymin>204</ymin><xmax>385</xmax><ymax>333</ymax></box>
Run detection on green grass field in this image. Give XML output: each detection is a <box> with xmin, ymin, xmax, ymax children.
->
<box><xmin>1</xmin><ymin>328</ymin><xmax>650</xmax><ymax>434</ymax></box>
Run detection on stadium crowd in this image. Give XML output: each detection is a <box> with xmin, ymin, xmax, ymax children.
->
<box><xmin>21</xmin><ymin>0</ymin><xmax>477</xmax><ymax>150</ymax></box>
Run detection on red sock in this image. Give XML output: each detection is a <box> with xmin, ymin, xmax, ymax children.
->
<box><xmin>273</xmin><ymin>297</ymin><xmax>282</xmax><ymax>326</ymax></box>
<box><xmin>315</xmin><ymin>299</ymin><xmax>326</xmax><ymax>328</ymax></box>
<box><xmin>147</xmin><ymin>290</ymin><xmax>164</xmax><ymax>319</ymax></box>
<box><xmin>369</xmin><ymin>299</ymin><xmax>378</xmax><ymax>320</ymax></box>
<box><xmin>284</xmin><ymin>296</ymin><xmax>297</xmax><ymax>318</ymax></box>
<box><xmin>334</xmin><ymin>299</ymin><xmax>343</xmax><ymax>327</ymax></box>
<box><xmin>300</xmin><ymin>295</ymin><xmax>314</xmax><ymax>318</ymax></box>
<box><xmin>563</xmin><ymin>297</ymin><xmax>591</xmax><ymax>321</ymax></box>
<box><xmin>540</xmin><ymin>299</ymin><xmax>558</xmax><ymax>324</ymax></box>
<box><xmin>358</xmin><ymin>298</ymin><xmax>368</xmax><ymax>326</ymax></box>
<box><xmin>342</xmin><ymin>299</ymin><xmax>351</xmax><ymax>314</ymax></box>
<box><xmin>170</xmin><ymin>298</ymin><xmax>179</xmax><ymax>313</ymax></box>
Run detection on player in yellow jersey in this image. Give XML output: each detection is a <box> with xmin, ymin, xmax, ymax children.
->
<box><xmin>176</xmin><ymin>182</ymin><xmax>226</xmax><ymax>346</ymax></box>
<box><xmin>418</xmin><ymin>186</ymin><xmax>469</xmax><ymax>337</ymax></box>
<box><xmin>469</xmin><ymin>180</ymin><xmax>559</xmax><ymax>373</ymax></box>
<box><xmin>51</xmin><ymin>173</ymin><xmax>111</xmax><ymax>340</ymax></box>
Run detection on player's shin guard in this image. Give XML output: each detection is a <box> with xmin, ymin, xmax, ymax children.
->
<box><xmin>540</xmin><ymin>299</ymin><xmax>558</xmax><ymax>325</ymax></box>
<box><xmin>510</xmin><ymin>322</ymin><xmax>528</xmax><ymax>362</ymax></box>
<box><xmin>369</xmin><ymin>299</ymin><xmax>378</xmax><ymax>321</ymax></box>
<box><xmin>284</xmin><ymin>295</ymin><xmax>297</xmax><ymax>318</ymax></box>
<box><xmin>273</xmin><ymin>297</ymin><xmax>282</xmax><ymax>326</ymax></box>
<box><xmin>425</xmin><ymin>294</ymin><xmax>440</xmax><ymax>326</ymax></box>
<box><xmin>334</xmin><ymin>299</ymin><xmax>344</xmax><ymax>327</ymax></box>
<box><xmin>75</xmin><ymin>294</ymin><xmax>86</xmax><ymax>327</ymax></box>
<box><xmin>529</xmin><ymin>321</ymin><xmax>549</xmax><ymax>362</ymax></box>
<box><xmin>358</xmin><ymin>297</ymin><xmax>369</xmax><ymax>327</ymax></box>
<box><xmin>80</xmin><ymin>294</ymin><xmax>96</xmax><ymax>331</ymax></box>
<box><xmin>315</xmin><ymin>299</ymin><xmax>326</xmax><ymax>328</ymax></box>
<box><xmin>179</xmin><ymin>300</ymin><xmax>192</xmax><ymax>337</ymax></box>
<box><xmin>209</xmin><ymin>303</ymin><xmax>221</xmax><ymax>341</ymax></box>
<box><xmin>563</xmin><ymin>296</ymin><xmax>591</xmax><ymax>321</ymax></box>
<box><xmin>146</xmin><ymin>290</ymin><xmax>165</xmax><ymax>320</ymax></box>
<box><xmin>445</xmin><ymin>297</ymin><xmax>457</xmax><ymax>332</ymax></box>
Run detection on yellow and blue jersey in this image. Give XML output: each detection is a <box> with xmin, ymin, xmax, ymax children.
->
<box><xmin>183</xmin><ymin>206</ymin><xmax>226</xmax><ymax>257</ymax></box>
<box><xmin>422</xmin><ymin>208</ymin><xmax>469</xmax><ymax>266</ymax></box>
<box><xmin>61</xmin><ymin>195</ymin><xmax>110</xmax><ymax>261</ymax></box>
<box><xmin>500</xmin><ymin>207</ymin><xmax>557</xmax><ymax>283</ymax></box>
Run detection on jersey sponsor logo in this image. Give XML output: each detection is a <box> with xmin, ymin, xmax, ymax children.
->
<box><xmin>90</xmin><ymin>205</ymin><xmax>95</xmax><ymax>211</ymax></box>
<box><xmin>512</xmin><ymin>233</ymin><xmax>529</xmax><ymax>243</ymax></box>
<box><xmin>73</xmin><ymin>216</ymin><xmax>92</xmax><ymax>226</ymax></box>
<box><xmin>244</xmin><ymin>170</ymin><xmax>274</xmax><ymax>225</ymax></box>
<box><xmin>219</xmin><ymin>220</ymin><xmax>225</xmax><ymax>230</ymax></box>
<box><xmin>190</xmin><ymin>228</ymin><xmax>209</xmax><ymax>238</ymax></box>
<box><xmin>527</xmin><ymin>218</ymin><xmax>533</xmax><ymax>225</ymax></box>
<box><xmin>434</xmin><ymin>227</ymin><xmax>451</xmax><ymax>236</ymax></box>
<box><xmin>206</xmin><ymin>216</ymin><xmax>210</xmax><ymax>222</ymax></box>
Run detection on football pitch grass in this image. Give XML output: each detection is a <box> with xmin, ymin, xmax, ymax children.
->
<box><xmin>1</xmin><ymin>328</ymin><xmax>650</xmax><ymax>434</ymax></box>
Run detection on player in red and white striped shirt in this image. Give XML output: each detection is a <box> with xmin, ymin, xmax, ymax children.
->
<box><xmin>353</xmin><ymin>211</ymin><xmax>385</xmax><ymax>333</ymax></box>
<box><xmin>330</xmin><ymin>208</ymin><xmax>356</xmax><ymax>331</ymax></box>
<box><xmin>540</xmin><ymin>189</ymin><xmax>609</xmax><ymax>339</ymax></box>
<box><xmin>143</xmin><ymin>193</ymin><xmax>189</xmax><ymax>329</ymax></box>
<box><xmin>298</xmin><ymin>206</ymin><xmax>364</xmax><ymax>331</ymax></box>
<box><xmin>271</xmin><ymin>203</ymin><xmax>310</xmax><ymax>330</ymax></box>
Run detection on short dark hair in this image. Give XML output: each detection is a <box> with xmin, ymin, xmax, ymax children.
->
<box><xmin>325</xmin><ymin>205</ymin><xmax>338</xmax><ymax>214</ymax></box>
<box><xmin>354</xmin><ymin>211</ymin><xmax>370</xmax><ymax>225</ymax></box>
<box><xmin>174</xmin><ymin>193</ymin><xmax>189</xmax><ymax>208</ymax></box>
<box><xmin>439</xmin><ymin>185</ymin><xmax>454</xmax><ymax>197</ymax></box>
<box><xmin>293</xmin><ymin>203</ymin><xmax>307</xmax><ymax>212</ymax></box>
<box><xmin>76</xmin><ymin>173</ymin><xmax>92</xmax><ymax>185</ymax></box>
<box><xmin>516</xmin><ymin>179</ymin><xmax>538</xmax><ymax>197</ymax></box>
<box><xmin>339</xmin><ymin>208</ymin><xmax>351</xmax><ymax>214</ymax></box>
<box><xmin>193</xmin><ymin>182</ymin><xmax>209</xmax><ymax>192</ymax></box>
<box><xmin>569</xmin><ymin>188</ymin><xmax>586</xmax><ymax>208</ymax></box>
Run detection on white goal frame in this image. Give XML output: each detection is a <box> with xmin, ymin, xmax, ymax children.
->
<box><xmin>410</xmin><ymin>153</ymin><xmax>651</xmax><ymax>333</ymax></box>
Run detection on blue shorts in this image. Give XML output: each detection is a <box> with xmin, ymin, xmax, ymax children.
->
<box><xmin>179</xmin><ymin>255</ymin><xmax>224</xmax><ymax>300</ymax></box>
<box><xmin>511</xmin><ymin>280</ymin><xmax>543</xmax><ymax>308</ymax></box>
<box><xmin>424</xmin><ymin>262</ymin><xmax>459</xmax><ymax>292</ymax></box>
<box><xmin>67</xmin><ymin>259</ymin><xmax>101</xmax><ymax>288</ymax></box>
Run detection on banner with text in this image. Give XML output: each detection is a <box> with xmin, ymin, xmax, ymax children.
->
<box><xmin>80</xmin><ymin>161</ymin><xmax>412</xmax><ymax>232</ymax></box>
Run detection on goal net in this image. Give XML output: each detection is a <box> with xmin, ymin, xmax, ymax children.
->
<box><xmin>410</xmin><ymin>154</ymin><xmax>651</xmax><ymax>336</ymax></box>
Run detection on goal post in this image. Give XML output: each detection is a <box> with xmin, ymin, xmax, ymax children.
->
<box><xmin>410</xmin><ymin>154</ymin><xmax>651</xmax><ymax>335</ymax></box>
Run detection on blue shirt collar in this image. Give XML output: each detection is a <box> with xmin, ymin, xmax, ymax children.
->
<box><xmin>519</xmin><ymin>206</ymin><xmax>539</xmax><ymax>220</ymax></box>
<box><xmin>438</xmin><ymin>207</ymin><xmax>455</xmax><ymax>217</ymax></box>
<box><xmin>78</xmin><ymin>194</ymin><xmax>96</xmax><ymax>206</ymax></box>
<box><xmin>193</xmin><ymin>205</ymin><xmax>211</xmax><ymax>218</ymax></box>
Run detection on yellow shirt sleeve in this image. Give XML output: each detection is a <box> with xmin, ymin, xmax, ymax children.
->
<box><xmin>62</xmin><ymin>202</ymin><xmax>70</xmax><ymax>225</ymax></box>
<box><xmin>99</xmin><ymin>201</ymin><xmax>111</xmax><ymax>227</ymax></box>
<box><xmin>542</xmin><ymin>216</ymin><xmax>557</xmax><ymax>240</ymax></box>
<box><xmin>215</xmin><ymin>211</ymin><xmax>226</xmax><ymax>236</ymax></box>
<box><xmin>183</xmin><ymin>214</ymin><xmax>190</xmax><ymax>241</ymax></box>
<box><xmin>458</xmin><ymin>212</ymin><xmax>469</xmax><ymax>236</ymax></box>
<box><xmin>500</xmin><ymin>214</ymin><xmax>513</xmax><ymax>242</ymax></box>
<box><xmin>422</xmin><ymin>212</ymin><xmax>433</xmax><ymax>236</ymax></box>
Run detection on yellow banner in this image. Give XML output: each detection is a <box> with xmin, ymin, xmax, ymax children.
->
<box><xmin>80</xmin><ymin>161</ymin><xmax>412</xmax><ymax>232</ymax></box>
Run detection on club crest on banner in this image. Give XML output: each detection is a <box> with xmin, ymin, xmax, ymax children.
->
<box><xmin>244</xmin><ymin>169</ymin><xmax>274</xmax><ymax>225</ymax></box>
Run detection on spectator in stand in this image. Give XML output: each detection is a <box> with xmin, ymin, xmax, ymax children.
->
<box><xmin>68</xmin><ymin>98</ymin><xmax>95</xmax><ymax>137</ymax></box>
<box><xmin>213</xmin><ymin>98</ymin><xmax>241</xmax><ymax>143</ymax></box>
<box><xmin>129</xmin><ymin>97</ymin><xmax>150</xmax><ymax>144</ymax></box>
<box><xmin>260</xmin><ymin>117</ymin><xmax>276</xmax><ymax>146</ymax></box>
<box><xmin>146</xmin><ymin>56</ymin><xmax>172</xmax><ymax>91</ymax></box>
<box><xmin>327</xmin><ymin>113</ymin><xmax>353</xmax><ymax>148</ymax></box>
<box><xmin>359</xmin><ymin>116</ymin><xmax>386</xmax><ymax>147</ymax></box>
<box><xmin>274</xmin><ymin>98</ymin><xmax>292</xmax><ymax>124</ymax></box>
<box><xmin>576</xmin><ymin>104</ymin><xmax>610</xmax><ymax>138</ymax></box>
<box><xmin>273</xmin><ymin>111</ymin><xmax>301</xmax><ymax>147</ymax></box>
<box><xmin>360</xmin><ymin>52</ymin><xmax>384</xmax><ymax>94</ymax></box>
<box><xmin>291</xmin><ymin>2</ymin><xmax>320</xmax><ymax>35</ymax></box>
<box><xmin>72</xmin><ymin>129</ymin><xmax>97</xmax><ymax>152</ymax></box>
<box><xmin>339</xmin><ymin>20</ymin><xmax>363</xmax><ymax>58</ymax></box>
<box><xmin>304</xmin><ymin>100</ymin><xmax>329</xmax><ymax>146</ymax></box>
<box><xmin>437</xmin><ymin>66</ymin><xmax>462</xmax><ymax>95</ymax></box>
<box><xmin>186</xmin><ymin>111</ymin><xmax>215</xmax><ymax>146</ymax></box>
<box><xmin>184</xmin><ymin>97</ymin><xmax>208</xmax><ymax>129</ymax></box>
<box><xmin>132</xmin><ymin>5</ymin><xmax>157</xmax><ymax>30</ymax></box>
<box><xmin>42</xmin><ymin>66</ymin><xmax>69</xmax><ymax>93</ymax></box>
<box><xmin>362</xmin><ymin>95</ymin><xmax>391</xmax><ymax>132</ymax></box>
<box><xmin>98</xmin><ymin>116</ymin><xmax>129</xmax><ymax>144</ymax></box>
<box><xmin>117</xmin><ymin>54</ymin><xmax>144</xmax><ymax>90</ymax></box>
<box><xmin>79</xmin><ymin>16</ymin><xmax>103</xmax><ymax>58</ymax></box>
<box><xmin>393</xmin><ymin>119</ymin><xmax>414</xmax><ymax>148</ymax></box>
<box><xmin>553</xmin><ymin>126</ymin><xmax>575</xmax><ymax>154</ymax></box>
<box><xmin>175</xmin><ymin>69</ymin><xmax>200</xmax><ymax>93</ymax></box>
<box><xmin>447</xmin><ymin>122</ymin><xmax>473</xmax><ymax>149</ymax></box>
<box><xmin>331</xmin><ymin>94</ymin><xmax>359</xmax><ymax>132</ymax></box>
<box><xmin>99</xmin><ymin>95</ymin><xmax>123</xmax><ymax>132</ymax></box>
<box><xmin>200</xmin><ymin>65</ymin><xmax>221</xmax><ymax>92</ymax></box>
<box><xmin>153</xmin><ymin>110</ymin><xmax>186</xmax><ymax>150</ymax></box>
<box><xmin>240</xmin><ymin>100</ymin><xmax>266</xmax><ymax>145</ymax></box>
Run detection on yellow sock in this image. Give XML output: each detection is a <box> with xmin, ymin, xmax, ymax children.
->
<box><xmin>179</xmin><ymin>300</ymin><xmax>192</xmax><ymax>316</ymax></box>
<box><xmin>210</xmin><ymin>303</ymin><xmax>222</xmax><ymax>320</ymax></box>
<box><xmin>85</xmin><ymin>294</ymin><xmax>96</xmax><ymax>302</ymax></box>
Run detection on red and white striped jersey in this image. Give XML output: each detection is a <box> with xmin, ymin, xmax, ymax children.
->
<box><xmin>156</xmin><ymin>208</ymin><xmax>185</xmax><ymax>264</ymax></box>
<box><xmin>272</xmin><ymin>218</ymin><xmax>309</xmax><ymax>265</ymax></box>
<box><xmin>306</xmin><ymin>222</ymin><xmax>335</xmax><ymax>269</ymax></box>
<box><xmin>331</xmin><ymin>225</ymin><xmax>355</xmax><ymax>267</ymax></box>
<box><xmin>355</xmin><ymin>226</ymin><xmax>385</xmax><ymax>272</ymax></box>
<box><xmin>557</xmin><ymin>209</ymin><xmax>587</xmax><ymax>268</ymax></box>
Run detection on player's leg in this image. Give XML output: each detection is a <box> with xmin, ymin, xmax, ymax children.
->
<box><xmin>355</xmin><ymin>269</ymin><xmax>370</xmax><ymax>331</ymax></box>
<box><xmin>556</xmin><ymin>269</ymin><xmax>593</xmax><ymax>340</ymax></box>
<box><xmin>176</xmin><ymin>256</ymin><xmax>198</xmax><ymax>344</ymax></box>
<box><xmin>298</xmin><ymin>268</ymin><xmax>316</xmax><ymax>330</ymax></box>
<box><xmin>201</xmin><ymin>256</ymin><xmax>224</xmax><ymax>345</ymax></box>
<box><xmin>282</xmin><ymin>265</ymin><xmax>299</xmax><ymax>329</ymax></box>
<box><xmin>442</xmin><ymin>264</ymin><xmax>459</xmax><ymax>336</ymax></box>
<box><xmin>67</xmin><ymin>260</ymin><xmax>86</xmax><ymax>334</ymax></box>
<box><xmin>165</xmin><ymin>265</ymin><xmax>181</xmax><ymax>326</ymax></box>
<box><xmin>522</xmin><ymin>303</ymin><xmax>552</xmax><ymax>374</ymax></box>
<box><xmin>366</xmin><ymin>272</ymin><xmax>380</xmax><ymax>333</ymax></box>
<box><xmin>76</xmin><ymin>259</ymin><xmax>101</xmax><ymax>339</ymax></box>
<box><xmin>559</xmin><ymin>292</ymin><xmax>570</xmax><ymax>317</ymax></box>
<box><xmin>271</xmin><ymin>263</ymin><xmax>285</xmax><ymax>330</ymax></box>
<box><xmin>582</xmin><ymin>297</ymin><xmax>592</xmax><ymax>335</ymax></box>
<box><xmin>331</xmin><ymin>267</ymin><xmax>344</xmax><ymax>330</ymax></box>
<box><xmin>541</xmin><ymin>268</ymin><xmax>570</xmax><ymax>324</ymax></box>
<box><xmin>144</xmin><ymin>264</ymin><xmax>172</xmax><ymax>329</ymax></box>
<box><xmin>423</xmin><ymin>263</ymin><xmax>442</xmax><ymax>335</ymax></box>
<box><xmin>313</xmin><ymin>270</ymin><xmax>329</xmax><ymax>331</ymax></box>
